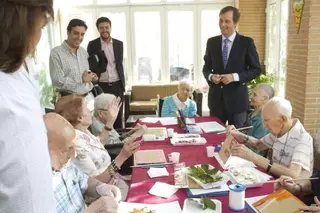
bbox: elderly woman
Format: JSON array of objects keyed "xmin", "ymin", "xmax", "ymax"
[
  {"xmin": 161, "ymin": 80, "xmax": 197, "ymax": 117},
  {"xmin": 92, "ymin": 93, "xmax": 147, "ymax": 145},
  {"xmin": 227, "ymin": 83, "xmax": 274, "ymax": 154},
  {"xmin": 55, "ymin": 95, "xmax": 139, "ymax": 200},
  {"xmin": 229, "ymin": 97, "xmax": 313, "ymax": 178}
]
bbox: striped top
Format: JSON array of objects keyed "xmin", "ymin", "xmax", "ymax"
[{"xmin": 261, "ymin": 119, "xmax": 314, "ymax": 176}]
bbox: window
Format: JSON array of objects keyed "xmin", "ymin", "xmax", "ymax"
[
  {"xmin": 266, "ymin": 0, "xmax": 289, "ymax": 97},
  {"xmin": 168, "ymin": 10, "xmax": 194, "ymax": 82},
  {"xmin": 133, "ymin": 11, "xmax": 161, "ymax": 83}
]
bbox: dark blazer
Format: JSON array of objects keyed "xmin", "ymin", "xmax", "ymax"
[
  {"xmin": 202, "ymin": 33, "xmax": 261, "ymax": 114},
  {"xmin": 87, "ymin": 37, "xmax": 125, "ymax": 92}
]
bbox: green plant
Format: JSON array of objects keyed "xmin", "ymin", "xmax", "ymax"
[
  {"xmin": 38, "ymin": 64, "xmax": 58, "ymax": 108},
  {"xmin": 248, "ymin": 63, "xmax": 274, "ymax": 94}
]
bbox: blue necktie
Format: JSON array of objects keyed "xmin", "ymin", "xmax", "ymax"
[{"xmin": 222, "ymin": 38, "xmax": 229, "ymax": 69}]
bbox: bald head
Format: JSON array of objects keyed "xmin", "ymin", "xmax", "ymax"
[
  {"xmin": 43, "ymin": 113, "xmax": 76, "ymax": 170},
  {"xmin": 44, "ymin": 113, "xmax": 76, "ymax": 149}
]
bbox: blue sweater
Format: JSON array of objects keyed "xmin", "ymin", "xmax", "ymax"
[{"xmin": 161, "ymin": 96, "xmax": 197, "ymax": 117}]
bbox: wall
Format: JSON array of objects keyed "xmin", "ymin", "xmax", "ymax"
[
  {"xmin": 286, "ymin": 0, "xmax": 320, "ymax": 135},
  {"xmin": 237, "ymin": 0, "xmax": 267, "ymax": 63}
]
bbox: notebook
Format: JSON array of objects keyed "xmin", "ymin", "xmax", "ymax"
[
  {"xmin": 134, "ymin": 149, "xmax": 167, "ymax": 166},
  {"xmin": 197, "ymin": 121, "xmax": 226, "ymax": 133},
  {"xmin": 248, "ymin": 189, "xmax": 307, "ymax": 213}
]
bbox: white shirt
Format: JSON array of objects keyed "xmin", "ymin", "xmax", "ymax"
[
  {"xmin": 262, "ymin": 119, "xmax": 314, "ymax": 177},
  {"xmin": 208, "ymin": 31, "xmax": 239, "ymax": 82},
  {"xmin": 0, "ymin": 63, "xmax": 56, "ymax": 212},
  {"xmin": 172, "ymin": 93, "xmax": 189, "ymax": 110}
]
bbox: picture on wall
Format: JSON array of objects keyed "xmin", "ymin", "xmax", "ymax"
[{"xmin": 293, "ymin": 0, "xmax": 305, "ymax": 33}]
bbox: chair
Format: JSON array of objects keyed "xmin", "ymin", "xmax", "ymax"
[{"xmin": 125, "ymin": 84, "xmax": 203, "ymax": 121}]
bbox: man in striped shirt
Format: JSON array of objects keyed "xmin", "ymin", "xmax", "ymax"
[
  {"xmin": 229, "ymin": 97, "xmax": 313, "ymax": 178},
  {"xmin": 45, "ymin": 113, "xmax": 119, "ymax": 213},
  {"xmin": 50, "ymin": 19, "xmax": 98, "ymax": 97}
]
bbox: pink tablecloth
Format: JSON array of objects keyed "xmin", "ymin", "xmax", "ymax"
[{"xmin": 126, "ymin": 117, "xmax": 273, "ymax": 212}]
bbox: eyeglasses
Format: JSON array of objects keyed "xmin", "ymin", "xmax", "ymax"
[{"xmin": 99, "ymin": 109, "xmax": 108, "ymax": 112}]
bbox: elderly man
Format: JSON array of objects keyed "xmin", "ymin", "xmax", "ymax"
[
  {"xmin": 44, "ymin": 113, "xmax": 119, "ymax": 213},
  {"xmin": 92, "ymin": 93, "xmax": 147, "ymax": 145},
  {"xmin": 229, "ymin": 97, "xmax": 313, "ymax": 178}
]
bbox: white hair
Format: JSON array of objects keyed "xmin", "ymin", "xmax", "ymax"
[
  {"xmin": 178, "ymin": 79, "xmax": 195, "ymax": 93},
  {"xmin": 263, "ymin": 97, "xmax": 292, "ymax": 120},
  {"xmin": 94, "ymin": 93, "xmax": 116, "ymax": 116}
]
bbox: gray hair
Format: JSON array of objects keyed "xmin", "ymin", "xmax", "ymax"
[
  {"xmin": 256, "ymin": 83, "xmax": 275, "ymax": 100},
  {"xmin": 178, "ymin": 79, "xmax": 195, "ymax": 93},
  {"xmin": 94, "ymin": 93, "xmax": 116, "ymax": 117},
  {"xmin": 263, "ymin": 97, "xmax": 292, "ymax": 120}
]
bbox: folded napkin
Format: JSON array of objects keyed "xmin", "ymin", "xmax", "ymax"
[
  {"xmin": 149, "ymin": 182, "xmax": 178, "ymax": 198},
  {"xmin": 147, "ymin": 167, "xmax": 169, "ymax": 178}
]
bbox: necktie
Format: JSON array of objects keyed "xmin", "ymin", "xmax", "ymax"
[{"xmin": 222, "ymin": 38, "xmax": 229, "ymax": 69}]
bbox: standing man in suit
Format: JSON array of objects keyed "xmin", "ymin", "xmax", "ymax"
[
  {"xmin": 202, "ymin": 6, "xmax": 261, "ymax": 128},
  {"xmin": 87, "ymin": 17, "xmax": 125, "ymax": 129}
]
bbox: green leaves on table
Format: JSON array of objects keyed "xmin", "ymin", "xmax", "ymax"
[
  {"xmin": 188, "ymin": 163, "xmax": 222, "ymax": 184},
  {"xmin": 189, "ymin": 197, "xmax": 217, "ymax": 211}
]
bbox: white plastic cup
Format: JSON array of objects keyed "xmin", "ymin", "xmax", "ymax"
[
  {"xmin": 167, "ymin": 128, "xmax": 174, "ymax": 137},
  {"xmin": 169, "ymin": 152, "xmax": 180, "ymax": 163},
  {"xmin": 206, "ymin": 146, "xmax": 215, "ymax": 157}
]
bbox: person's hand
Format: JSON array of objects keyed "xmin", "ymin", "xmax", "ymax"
[
  {"xmin": 226, "ymin": 125, "xmax": 236, "ymax": 135},
  {"xmin": 131, "ymin": 124, "xmax": 147, "ymax": 139},
  {"xmin": 274, "ymin": 176, "xmax": 300, "ymax": 194},
  {"xmin": 105, "ymin": 97, "xmax": 122, "ymax": 128},
  {"xmin": 119, "ymin": 139, "xmax": 141, "ymax": 159},
  {"xmin": 96, "ymin": 183, "xmax": 119, "ymax": 198},
  {"xmin": 91, "ymin": 72, "xmax": 99, "ymax": 82},
  {"xmin": 230, "ymin": 143, "xmax": 254, "ymax": 161},
  {"xmin": 299, "ymin": 196, "xmax": 320, "ymax": 213},
  {"xmin": 84, "ymin": 196, "xmax": 118, "ymax": 213},
  {"xmin": 220, "ymin": 74, "xmax": 234, "ymax": 85},
  {"xmin": 210, "ymin": 74, "xmax": 221, "ymax": 84},
  {"xmin": 230, "ymin": 130, "xmax": 248, "ymax": 143},
  {"xmin": 82, "ymin": 71, "xmax": 94, "ymax": 83}
]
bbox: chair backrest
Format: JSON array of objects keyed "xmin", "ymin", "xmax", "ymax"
[
  {"xmin": 131, "ymin": 84, "xmax": 178, "ymax": 101},
  {"xmin": 157, "ymin": 97, "xmax": 165, "ymax": 117}
]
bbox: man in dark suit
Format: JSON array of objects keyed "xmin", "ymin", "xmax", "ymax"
[
  {"xmin": 202, "ymin": 6, "xmax": 261, "ymax": 128},
  {"xmin": 87, "ymin": 17, "xmax": 125, "ymax": 129}
]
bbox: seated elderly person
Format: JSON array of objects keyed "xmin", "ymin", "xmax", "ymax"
[
  {"xmin": 274, "ymin": 172, "xmax": 320, "ymax": 211},
  {"xmin": 227, "ymin": 83, "xmax": 274, "ymax": 155},
  {"xmin": 44, "ymin": 113, "xmax": 119, "ymax": 213},
  {"xmin": 229, "ymin": 97, "xmax": 313, "ymax": 178},
  {"xmin": 161, "ymin": 80, "xmax": 197, "ymax": 117},
  {"xmin": 92, "ymin": 93, "xmax": 147, "ymax": 145},
  {"xmin": 55, "ymin": 95, "xmax": 140, "ymax": 200}
]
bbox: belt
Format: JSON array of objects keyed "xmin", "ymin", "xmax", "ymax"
[
  {"xmin": 100, "ymin": 80, "xmax": 121, "ymax": 86},
  {"xmin": 59, "ymin": 91, "xmax": 89, "ymax": 97}
]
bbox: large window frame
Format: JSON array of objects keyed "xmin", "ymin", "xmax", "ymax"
[
  {"xmin": 57, "ymin": 0, "xmax": 234, "ymax": 88},
  {"xmin": 265, "ymin": 0, "xmax": 289, "ymax": 97}
]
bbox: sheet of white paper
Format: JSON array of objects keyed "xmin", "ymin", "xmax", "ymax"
[
  {"xmin": 159, "ymin": 117, "xmax": 178, "ymax": 125},
  {"xmin": 118, "ymin": 201, "xmax": 182, "ymax": 213},
  {"xmin": 141, "ymin": 117, "xmax": 159, "ymax": 123},
  {"xmin": 189, "ymin": 183, "xmax": 229, "ymax": 196},
  {"xmin": 147, "ymin": 167, "xmax": 169, "ymax": 178},
  {"xmin": 149, "ymin": 182, "xmax": 178, "ymax": 198},
  {"xmin": 186, "ymin": 118, "xmax": 195, "ymax": 124},
  {"xmin": 197, "ymin": 122, "xmax": 226, "ymax": 133},
  {"xmin": 245, "ymin": 195, "xmax": 268, "ymax": 213}
]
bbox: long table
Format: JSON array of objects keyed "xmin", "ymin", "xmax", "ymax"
[{"xmin": 126, "ymin": 117, "xmax": 273, "ymax": 212}]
